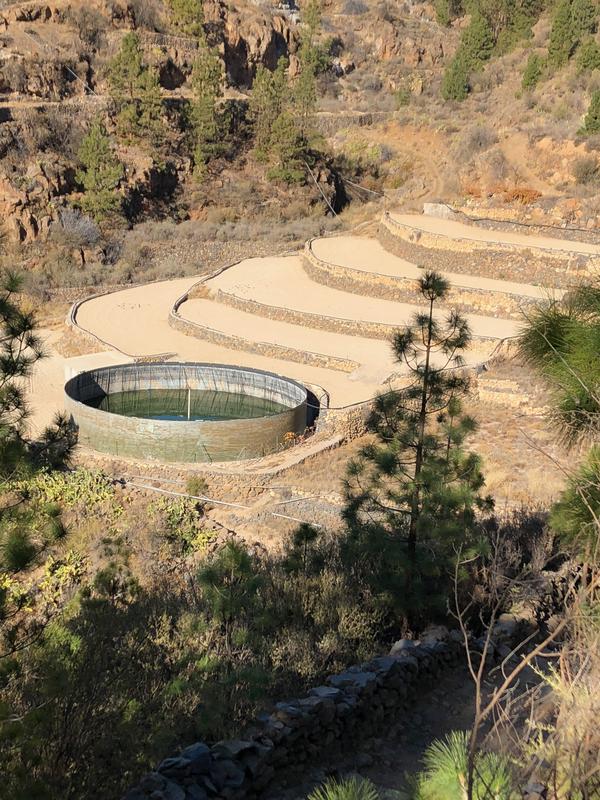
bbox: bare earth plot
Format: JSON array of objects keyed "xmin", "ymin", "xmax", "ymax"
[
  {"xmin": 389, "ymin": 212, "xmax": 600, "ymax": 255},
  {"xmin": 310, "ymin": 236, "xmax": 559, "ymax": 299},
  {"xmin": 203, "ymin": 256, "xmax": 521, "ymax": 341}
]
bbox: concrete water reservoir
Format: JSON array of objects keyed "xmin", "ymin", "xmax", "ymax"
[{"xmin": 64, "ymin": 362, "xmax": 308, "ymax": 463}]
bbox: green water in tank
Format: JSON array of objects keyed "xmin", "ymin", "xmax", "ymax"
[{"xmin": 86, "ymin": 389, "xmax": 289, "ymax": 421}]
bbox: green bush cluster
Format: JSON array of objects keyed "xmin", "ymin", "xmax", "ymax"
[
  {"xmin": 522, "ymin": 52, "xmax": 545, "ymax": 89},
  {"xmin": 582, "ymin": 89, "xmax": 600, "ymax": 134},
  {"xmin": 577, "ymin": 37, "xmax": 600, "ymax": 73},
  {"xmin": 441, "ymin": 0, "xmax": 545, "ymax": 101},
  {"xmin": 548, "ymin": 0, "xmax": 597, "ymax": 68}
]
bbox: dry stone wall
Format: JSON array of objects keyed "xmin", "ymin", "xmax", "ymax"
[
  {"xmin": 303, "ymin": 242, "xmax": 535, "ymax": 322},
  {"xmin": 123, "ymin": 637, "xmax": 466, "ymax": 800},
  {"xmin": 379, "ymin": 214, "xmax": 595, "ymax": 288},
  {"xmin": 168, "ymin": 311, "xmax": 359, "ymax": 373},
  {"xmin": 214, "ymin": 289, "xmax": 399, "ymax": 341},
  {"xmin": 122, "ymin": 564, "xmax": 578, "ymax": 800}
]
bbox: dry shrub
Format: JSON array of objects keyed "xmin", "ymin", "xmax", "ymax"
[
  {"xmin": 572, "ymin": 155, "xmax": 600, "ymax": 184},
  {"xmin": 503, "ymin": 186, "xmax": 542, "ymax": 205},
  {"xmin": 454, "ymin": 124, "xmax": 499, "ymax": 163},
  {"xmin": 463, "ymin": 181, "xmax": 483, "ymax": 198},
  {"xmin": 68, "ymin": 5, "xmax": 108, "ymax": 48}
]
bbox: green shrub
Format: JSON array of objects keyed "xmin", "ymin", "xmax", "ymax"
[
  {"xmin": 2, "ymin": 528, "xmax": 36, "ymax": 572},
  {"xmin": 582, "ymin": 90, "xmax": 600, "ymax": 134},
  {"xmin": 395, "ymin": 87, "xmax": 411, "ymax": 107},
  {"xmin": 434, "ymin": 0, "xmax": 452, "ymax": 26},
  {"xmin": 308, "ymin": 776, "xmax": 380, "ymax": 800},
  {"xmin": 577, "ymin": 38, "xmax": 600, "ymax": 73},
  {"xmin": 522, "ymin": 53, "xmax": 544, "ymax": 89}
]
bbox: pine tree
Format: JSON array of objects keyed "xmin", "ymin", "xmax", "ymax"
[
  {"xmin": 267, "ymin": 111, "xmax": 306, "ymax": 184},
  {"xmin": 440, "ymin": 12, "xmax": 493, "ymax": 102},
  {"xmin": 0, "ymin": 272, "xmax": 44, "ymax": 449},
  {"xmin": 108, "ymin": 32, "xmax": 145, "ymax": 105},
  {"xmin": 582, "ymin": 90, "xmax": 600, "ymax": 134},
  {"xmin": 519, "ymin": 283, "xmax": 600, "ymax": 554},
  {"xmin": 302, "ymin": 0, "xmax": 322, "ymax": 39},
  {"xmin": 548, "ymin": 0, "xmax": 597, "ymax": 67},
  {"xmin": 293, "ymin": 0, "xmax": 322, "ymax": 137},
  {"xmin": 441, "ymin": 56, "xmax": 470, "ymax": 101},
  {"xmin": 548, "ymin": 0, "xmax": 573, "ymax": 66},
  {"xmin": 189, "ymin": 37, "xmax": 223, "ymax": 179},
  {"xmin": 76, "ymin": 118, "xmax": 124, "ymax": 220},
  {"xmin": 571, "ymin": 0, "xmax": 597, "ymax": 48},
  {"xmin": 293, "ymin": 45, "xmax": 318, "ymax": 138},
  {"xmin": 138, "ymin": 66, "xmax": 164, "ymax": 145},
  {"xmin": 108, "ymin": 32, "xmax": 164, "ymax": 141},
  {"xmin": 167, "ymin": 0, "xmax": 204, "ymax": 37},
  {"xmin": 460, "ymin": 12, "xmax": 495, "ymax": 70},
  {"xmin": 522, "ymin": 52, "xmax": 544, "ymax": 88},
  {"xmin": 342, "ymin": 272, "xmax": 491, "ymax": 624},
  {"xmin": 249, "ymin": 58, "xmax": 288, "ymax": 160}
]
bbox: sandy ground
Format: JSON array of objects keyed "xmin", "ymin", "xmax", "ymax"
[
  {"xmin": 31, "ymin": 216, "xmax": 587, "ymax": 448},
  {"xmin": 205, "ymin": 256, "xmax": 521, "ymax": 340},
  {"xmin": 73, "ymin": 275, "xmax": 389, "ymax": 407},
  {"xmin": 310, "ymin": 236, "xmax": 562, "ymax": 299},
  {"xmin": 390, "ymin": 212, "xmax": 600, "ymax": 255},
  {"xmin": 27, "ymin": 332, "xmax": 133, "ymax": 435}
]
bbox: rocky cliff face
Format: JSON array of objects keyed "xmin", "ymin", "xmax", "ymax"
[{"xmin": 0, "ymin": 0, "xmax": 456, "ymax": 243}]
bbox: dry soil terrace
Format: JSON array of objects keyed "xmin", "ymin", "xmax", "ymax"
[
  {"xmin": 201, "ymin": 255, "xmax": 521, "ymax": 341},
  {"xmin": 310, "ymin": 236, "xmax": 561, "ymax": 300},
  {"xmin": 73, "ymin": 277, "xmax": 387, "ymax": 408},
  {"xmin": 389, "ymin": 213, "xmax": 600, "ymax": 255},
  {"xmin": 33, "ymin": 214, "xmax": 580, "ymax": 439}
]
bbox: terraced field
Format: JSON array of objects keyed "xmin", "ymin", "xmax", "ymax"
[
  {"xmin": 25, "ymin": 214, "xmax": 600, "ymax": 482},
  {"xmin": 67, "ymin": 210, "xmax": 592, "ymax": 418}
]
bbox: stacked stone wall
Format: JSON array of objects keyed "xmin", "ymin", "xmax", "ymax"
[
  {"xmin": 379, "ymin": 215, "xmax": 594, "ymax": 288},
  {"xmin": 303, "ymin": 242, "xmax": 536, "ymax": 322},
  {"xmin": 214, "ymin": 289, "xmax": 398, "ymax": 341},
  {"xmin": 123, "ymin": 566, "xmax": 578, "ymax": 800},
  {"xmin": 124, "ymin": 637, "xmax": 466, "ymax": 800},
  {"xmin": 168, "ymin": 312, "xmax": 358, "ymax": 373}
]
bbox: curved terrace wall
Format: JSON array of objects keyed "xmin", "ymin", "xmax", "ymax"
[
  {"xmin": 379, "ymin": 212, "xmax": 596, "ymax": 288},
  {"xmin": 65, "ymin": 363, "xmax": 308, "ymax": 463},
  {"xmin": 303, "ymin": 240, "xmax": 536, "ymax": 320},
  {"xmin": 168, "ymin": 309, "xmax": 358, "ymax": 373}
]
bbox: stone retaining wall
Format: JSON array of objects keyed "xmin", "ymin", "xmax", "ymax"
[
  {"xmin": 123, "ymin": 564, "xmax": 578, "ymax": 800},
  {"xmin": 379, "ymin": 214, "xmax": 595, "ymax": 288},
  {"xmin": 446, "ymin": 206, "xmax": 600, "ymax": 247},
  {"xmin": 303, "ymin": 242, "xmax": 536, "ymax": 322},
  {"xmin": 168, "ymin": 311, "xmax": 359, "ymax": 373},
  {"xmin": 124, "ymin": 637, "xmax": 466, "ymax": 800},
  {"xmin": 214, "ymin": 289, "xmax": 399, "ymax": 341}
]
